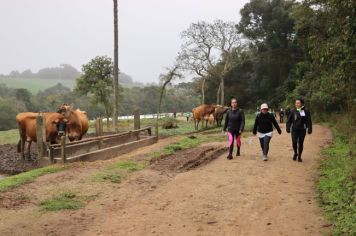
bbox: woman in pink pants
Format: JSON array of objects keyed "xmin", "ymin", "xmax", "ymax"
[{"xmin": 223, "ymin": 98, "xmax": 245, "ymax": 160}]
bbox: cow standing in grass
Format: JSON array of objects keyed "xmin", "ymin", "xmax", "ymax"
[{"xmin": 192, "ymin": 104, "xmax": 216, "ymax": 130}]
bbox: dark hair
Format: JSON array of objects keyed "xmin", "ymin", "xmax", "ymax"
[{"xmin": 296, "ymin": 98, "xmax": 304, "ymax": 105}]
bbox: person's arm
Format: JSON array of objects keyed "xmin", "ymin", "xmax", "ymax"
[
  {"xmin": 223, "ymin": 110, "xmax": 229, "ymax": 132},
  {"xmin": 286, "ymin": 110, "xmax": 293, "ymax": 133},
  {"xmin": 252, "ymin": 115, "xmax": 258, "ymax": 135},
  {"xmin": 271, "ymin": 114, "xmax": 282, "ymax": 134},
  {"xmin": 307, "ymin": 110, "xmax": 312, "ymax": 134},
  {"xmin": 239, "ymin": 109, "xmax": 245, "ymax": 133}
]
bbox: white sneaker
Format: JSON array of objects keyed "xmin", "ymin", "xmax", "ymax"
[{"xmin": 263, "ymin": 155, "xmax": 268, "ymax": 161}]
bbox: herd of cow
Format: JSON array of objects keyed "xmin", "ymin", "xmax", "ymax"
[
  {"xmin": 15, "ymin": 104, "xmax": 89, "ymax": 159},
  {"xmin": 14, "ymin": 103, "xmax": 228, "ymax": 160},
  {"xmin": 192, "ymin": 104, "xmax": 229, "ymax": 130}
]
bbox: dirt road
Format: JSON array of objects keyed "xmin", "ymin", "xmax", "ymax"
[{"xmin": 0, "ymin": 124, "xmax": 332, "ymax": 236}]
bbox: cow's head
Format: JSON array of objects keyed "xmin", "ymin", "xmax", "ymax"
[
  {"xmin": 57, "ymin": 103, "xmax": 74, "ymax": 118},
  {"xmin": 53, "ymin": 118, "xmax": 68, "ymax": 136}
]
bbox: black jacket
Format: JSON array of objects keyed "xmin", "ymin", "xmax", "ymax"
[
  {"xmin": 286, "ymin": 107, "xmax": 312, "ymax": 133},
  {"xmin": 253, "ymin": 112, "xmax": 282, "ymax": 134},
  {"xmin": 223, "ymin": 108, "xmax": 245, "ymax": 133}
]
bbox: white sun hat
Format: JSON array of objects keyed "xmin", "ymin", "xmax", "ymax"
[{"xmin": 260, "ymin": 103, "xmax": 269, "ymax": 109}]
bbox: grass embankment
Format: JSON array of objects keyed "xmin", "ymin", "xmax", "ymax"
[
  {"xmin": 318, "ymin": 118, "xmax": 355, "ymax": 235},
  {"xmin": 0, "ymin": 165, "xmax": 66, "ymax": 192}
]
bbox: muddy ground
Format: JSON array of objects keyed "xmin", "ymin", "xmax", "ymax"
[
  {"xmin": 0, "ymin": 125, "xmax": 333, "ymax": 236},
  {"xmin": 0, "ymin": 132, "xmax": 119, "ymax": 174}
]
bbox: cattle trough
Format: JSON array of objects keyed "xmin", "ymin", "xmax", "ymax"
[{"xmin": 44, "ymin": 127, "xmax": 156, "ymax": 164}]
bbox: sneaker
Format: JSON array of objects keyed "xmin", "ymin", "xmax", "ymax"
[
  {"xmin": 263, "ymin": 155, "xmax": 268, "ymax": 161},
  {"xmin": 293, "ymin": 154, "xmax": 297, "ymax": 161},
  {"xmin": 227, "ymin": 155, "xmax": 233, "ymax": 160}
]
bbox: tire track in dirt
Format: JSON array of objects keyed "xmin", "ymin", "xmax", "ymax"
[{"xmin": 0, "ymin": 125, "xmax": 332, "ymax": 236}]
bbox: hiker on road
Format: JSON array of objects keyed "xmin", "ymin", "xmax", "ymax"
[
  {"xmin": 253, "ymin": 103, "xmax": 282, "ymax": 161},
  {"xmin": 286, "ymin": 98, "xmax": 312, "ymax": 162},
  {"xmin": 223, "ymin": 98, "xmax": 245, "ymax": 160}
]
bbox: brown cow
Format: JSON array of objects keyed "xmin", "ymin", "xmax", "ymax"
[
  {"xmin": 214, "ymin": 105, "xmax": 229, "ymax": 127},
  {"xmin": 192, "ymin": 104, "xmax": 216, "ymax": 130},
  {"xmin": 16, "ymin": 112, "xmax": 68, "ymax": 159},
  {"xmin": 58, "ymin": 104, "xmax": 88, "ymax": 141},
  {"xmin": 75, "ymin": 109, "xmax": 89, "ymax": 138}
]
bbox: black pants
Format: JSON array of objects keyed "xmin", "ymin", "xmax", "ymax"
[
  {"xmin": 280, "ymin": 116, "xmax": 284, "ymax": 123},
  {"xmin": 291, "ymin": 130, "xmax": 306, "ymax": 156},
  {"xmin": 259, "ymin": 135, "xmax": 271, "ymax": 156}
]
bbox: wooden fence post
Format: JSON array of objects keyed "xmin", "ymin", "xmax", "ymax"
[
  {"xmin": 96, "ymin": 117, "xmax": 103, "ymax": 136},
  {"xmin": 36, "ymin": 114, "xmax": 47, "ymax": 158},
  {"xmin": 134, "ymin": 110, "xmax": 140, "ymax": 130},
  {"xmin": 60, "ymin": 136, "xmax": 66, "ymax": 163}
]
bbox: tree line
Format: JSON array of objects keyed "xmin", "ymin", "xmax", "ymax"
[
  {"xmin": 0, "ymin": 80, "xmax": 199, "ymax": 130},
  {"xmin": 162, "ymin": 0, "xmax": 355, "ymax": 115}
]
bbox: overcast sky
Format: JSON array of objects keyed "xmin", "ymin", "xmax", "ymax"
[{"xmin": 0, "ymin": 0, "xmax": 249, "ymax": 83}]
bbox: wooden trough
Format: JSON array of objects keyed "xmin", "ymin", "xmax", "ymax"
[{"xmin": 46, "ymin": 127, "xmax": 157, "ymax": 163}]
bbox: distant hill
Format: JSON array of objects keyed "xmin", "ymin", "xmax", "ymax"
[{"xmin": 0, "ymin": 64, "xmax": 144, "ymax": 93}]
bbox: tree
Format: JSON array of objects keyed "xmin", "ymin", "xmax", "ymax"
[
  {"xmin": 178, "ymin": 21, "xmax": 215, "ymax": 104},
  {"xmin": 75, "ymin": 56, "xmax": 113, "ymax": 127},
  {"xmin": 156, "ymin": 64, "xmax": 182, "ymax": 135},
  {"xmin": 179, "ymin": 20, "xmax": 243, "ymax": 105},
  {"xmin": 237, "ymin": 0, "xmax": 301, "ymax": 106},
  {"xmin": 15, "ymin": 88, "xmax": 33, "ymax": 111},
  {"xmin": 112, "ymin": 0, "xmax": 120, "ymax": 131}
]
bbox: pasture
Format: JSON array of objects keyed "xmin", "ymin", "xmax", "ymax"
[
  {"xmin": 0, "ymin": 77, "xmax": 76, "ymax": 94},
  {"xmin": 0, "ymin": 77, "xmax": 144, "ymax": 94}
]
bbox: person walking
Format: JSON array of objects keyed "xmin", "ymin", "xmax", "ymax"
[
  {"xmin": 253, "ymin": 103, "xmax": 282, "ymax": 161},
  {"xmin": 279, "ymin": 108, "xmax": 285, "ymax": 123},
  {"xmin": 223, "ymin": 98, "xmax": 245, "ymax": 160},
  {"xmin": 286, "ymin": 98, "xmax": 312, "ymax": 162}
]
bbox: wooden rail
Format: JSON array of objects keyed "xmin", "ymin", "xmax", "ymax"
[{"xmin": 48, "ymin": 127, "xmax": 154, "ymax": 163}]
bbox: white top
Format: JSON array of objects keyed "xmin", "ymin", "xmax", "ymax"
[{"xmin": 257, "ymin": 131, "xmax": 273, "ymax": 138}]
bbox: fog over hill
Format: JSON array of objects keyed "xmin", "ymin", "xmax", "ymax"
[{"xmin": 0, "ymin": 64, "xmax": 138, "ymax": 85}]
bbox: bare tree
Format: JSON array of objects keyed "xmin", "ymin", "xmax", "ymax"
[
  {"xmin": 178, "ymin": 22, "xmax": 216, "ymax": 104},
  {"xmin": 178, "ymin": 20, "xmax": 243, "ymax": 105},
  {"xmin": 211, "ymin": 20, "xmax": 243, "ymax": 105},
  {"xmin": 155, "ymin": 64, "xmax": 182, "ymax": 136},
  {"xmin": 112, "ymin": 0, "xmax": 119, "ymax": 131}
]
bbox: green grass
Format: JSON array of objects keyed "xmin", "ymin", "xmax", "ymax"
[
  {"xmin": 0, "ymin": 129, "xmax": 19, "ymax": 144},
  {"xmin": 318, "ymin": 126, "xmax": 356, "ymax": 235},
  {"xmin": 92, "ymin": 160, "xmax": 145, "ymax": 183},
  {"xmin": 0, "ymin": 77, "xmax": 76, "ymax": 94},
  {"xmin": 39, "ymin": 192, "xmax": 84, "ymax": 211},
  {"xmin": 0, "ymin": 165, "xmax": 67, "ymax": 192}
]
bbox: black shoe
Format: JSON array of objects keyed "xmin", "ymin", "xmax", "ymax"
[
  {"xmin": 227, "ymin": 155, "xmax": 233, "ymax": 160},
  {"xmin": 298, "ymin": 155, "xmax": 303, "ymax": 162},
  {"xmin": 236, "ymin": 148, "xmax": 240, "ymax": 156},
  {"xmin": 293, "ymin": 154, "xmax": 297, "ymax": 161}
]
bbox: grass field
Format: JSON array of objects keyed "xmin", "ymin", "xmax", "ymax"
[
  {"xmin": 0, "ymin": 129, "xmax": 20, "ymax": 145},
  {"xmin": 0, "ymin": 77, "xmax": 76, "ymax": 94},
  {"xmin": 0, "ymin": 77, "xmax": 144, "ymax": 94}
]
